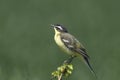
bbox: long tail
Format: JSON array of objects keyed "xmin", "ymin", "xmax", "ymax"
[{"xmin": 83, "ymin": 57, "xmax": 97, "ymax": 79}]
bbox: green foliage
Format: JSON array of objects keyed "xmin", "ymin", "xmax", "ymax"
[
  {"xmin": 51, "ymin": 56, "xmax": 75, "ymax": 80},
  {"xmin": 51, "ymin": 63, "xmax": 73, "ymax": 80}
]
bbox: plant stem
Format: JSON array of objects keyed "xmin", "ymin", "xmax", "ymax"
[{"xmin": 58, "ymin": 74, "xmax": 63, "ymax": 80}]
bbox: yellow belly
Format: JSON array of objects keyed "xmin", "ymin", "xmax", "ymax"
[{"xmin": 54, "ymin": 34, "xmax": 73, "ymax": 55}]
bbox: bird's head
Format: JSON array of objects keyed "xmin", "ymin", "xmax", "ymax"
[{"xmin": 51, "ymin": 24, "xmax": 68, "ymax": 33}]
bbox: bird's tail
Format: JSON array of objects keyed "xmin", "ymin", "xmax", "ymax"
[{"xmin": 83, "ymin": 57, "xmax": 97, "ymax": 79}]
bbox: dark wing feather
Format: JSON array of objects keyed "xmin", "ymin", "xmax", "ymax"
[
  {"xmin": 60, "ymin": 33, "xmax": 89, "ymax": 58},
  {"xmin": 60, "ymin": 33, "xmax": 75, "ymax": 49},
  {"xmin": 76, "ymin": 48, "xmax": 89, "ymax": 58},
  {"xmin": 61, "ymin": 33, "xmax": 96, "ymax": 77}
]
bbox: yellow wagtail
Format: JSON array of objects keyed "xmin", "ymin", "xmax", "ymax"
[{"xmin": 51, "ymin": 24, "xmax": 96, "ymax": 77}]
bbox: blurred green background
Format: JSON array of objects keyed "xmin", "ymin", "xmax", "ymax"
[{"xmin": 0, "ymin": 0, "xmax": 120, "ymax": 80}]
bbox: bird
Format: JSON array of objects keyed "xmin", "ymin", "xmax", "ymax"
[{"xmin": 51, "ymin": 24, "xmax": 96, "ymax": 77}]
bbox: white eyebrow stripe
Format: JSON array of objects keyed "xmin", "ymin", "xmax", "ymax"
[{"xmin": 57, "ymin": 26, "xmax": 63, "ymax": 30}]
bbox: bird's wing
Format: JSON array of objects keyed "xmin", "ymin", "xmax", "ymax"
[{"xmin": 60, "ymin": 33, "xmax": 89, "ymax": 58}]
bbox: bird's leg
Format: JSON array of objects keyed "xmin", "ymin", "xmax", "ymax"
[{"xmin": 63, "ymin": 55, "xmax": 76, "ymax": 64}]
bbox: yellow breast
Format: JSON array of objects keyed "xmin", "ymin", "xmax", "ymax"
[
  {"xmin": 54, "ymin": 33, "xmax": 65, "ymax": 49},
  {"xmin": 54, "ymin": 32, "xmax": 73, "ymax": 55}
]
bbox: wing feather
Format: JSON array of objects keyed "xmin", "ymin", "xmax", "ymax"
[{"xmin": 60, "ymin": 33, "xmax": 89, "ymax": 58}]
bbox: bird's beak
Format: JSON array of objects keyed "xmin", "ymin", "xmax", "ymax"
[{"xmin": 50, "ymin": 24, "xmax": 55, "ymax": 28}]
